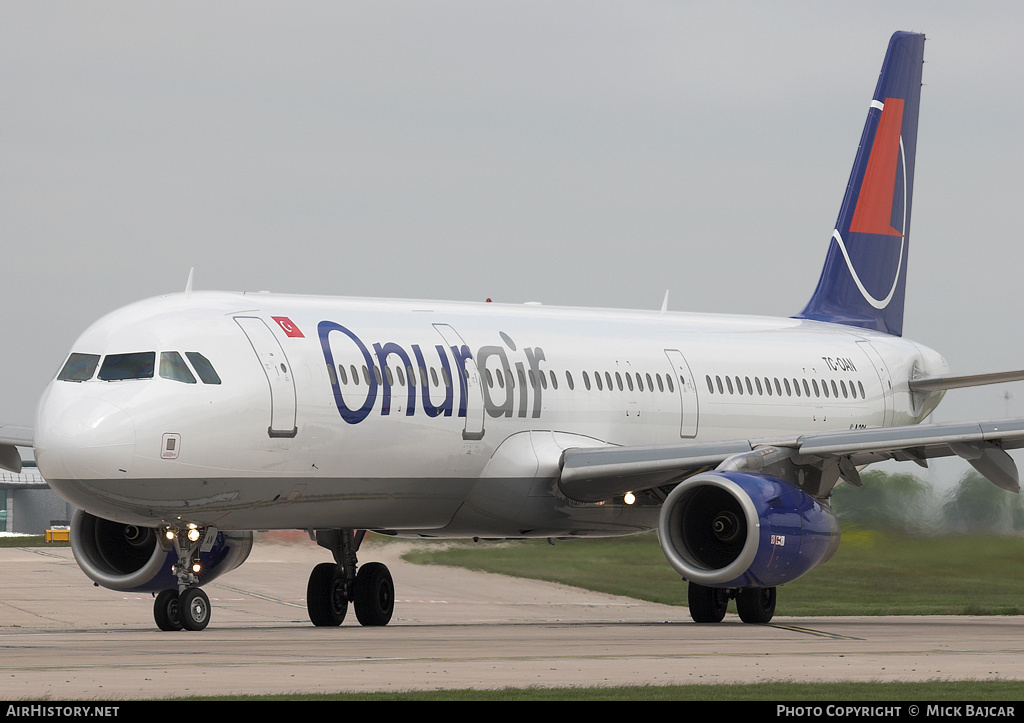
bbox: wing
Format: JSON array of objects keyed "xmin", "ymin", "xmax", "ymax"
[
  {"xmin": 0, "ymin": 424, "xmax": 34, "ymax": 474},
  {"xmin": 558, "ymin": 418, "xmax": 1024, "ymax": 503}
]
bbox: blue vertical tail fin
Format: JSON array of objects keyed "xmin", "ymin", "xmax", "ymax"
[{"xmin": 795, "ymin": 31, "xmax": 925, "ymax": 336}]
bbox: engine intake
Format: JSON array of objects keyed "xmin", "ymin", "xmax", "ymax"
[
  {"xmin": 658, "ymin": 471, "xmax": 840, "ymax": 588},
  {"xmin": 70, "ymin": 509, "xmax": 253, "ymax": 592}
]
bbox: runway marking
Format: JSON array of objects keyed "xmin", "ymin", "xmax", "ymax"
[
  {"xmin": 213, "ymin": 584, "xmax": 307, "ymax": 609},
  {"xmin": 14, "ymin": 547, "xmax": 69, "ymax": 560},
  {"xmin": 770, "ymin": 624, "xmax": 863, "ymax": 640}
]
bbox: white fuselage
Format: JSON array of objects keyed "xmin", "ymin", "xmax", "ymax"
[{"xmin": 33, "ymin": 291, "xmax": 947, "ymax": 537}]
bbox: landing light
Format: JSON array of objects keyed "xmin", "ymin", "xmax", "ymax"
[
  {"xmin": 164, "ymin": 530, "xmax": 175, "ymax": 541},
  {"xmin": 191, "ymin": 563, "xmax": 202, "ymax": 574},
  {"xmin": 187, "ymin": 527, "xmax": 201, "ymax": 543},
  {"xmin": 624, "ymin": 492, "xmax": 636, "ymax": 505}
]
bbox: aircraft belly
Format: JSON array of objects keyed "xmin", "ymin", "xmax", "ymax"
[
  {"xmin": 48, "ymin": 476, "xmax": 475, "ymax": 530},
  {"xmin": 437, "ymin": 478, "xmax": 660, "ymax": 537}
]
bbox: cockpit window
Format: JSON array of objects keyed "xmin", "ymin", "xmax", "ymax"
[
  {"xmin": 159, "ymin": 352, "xmax": 197, "ymax": 384},
  {"xmin": 186, "ymin": 352, "xmax": 222, "ymax": 385},
  {"xmin": 57, "ymin": 353, "xmax": 100, "ymax": 382},
  {"xmin": 98, "ymin": 352, "xmax": 155, "ymax": 381}
]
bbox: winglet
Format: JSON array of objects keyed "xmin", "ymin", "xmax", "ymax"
[{"xmin": 795, "ymin": 32, "xmax": 926, "ymax": 336}]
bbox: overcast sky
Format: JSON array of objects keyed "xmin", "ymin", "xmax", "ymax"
[{"xmin": 4, "ymin": 2, "xmax": 1024, "ymax": 482}]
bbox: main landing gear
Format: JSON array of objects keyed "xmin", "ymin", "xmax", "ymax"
[
  {"xmin": 306, "ymin": 529, "xmax": 395, "ymax": 627},
  {"xmin": 687, "ymin": 582, "xmax": 777, "ymax": 624},
  {"xmin": 150, "ymin": 526, "xmax": 395, "ymax": 631},
  {"xmin": 153, "ymin": 524, "xmax": 214, "ymax": 631}
]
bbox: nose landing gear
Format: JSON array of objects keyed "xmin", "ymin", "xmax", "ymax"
[
  {"xmin": 152, "ymin": 524, "xmax": 214, "ymax": 632},
  {"xmin": 150, "ymin": 526, "xmax": 396, "ymax": 631}
]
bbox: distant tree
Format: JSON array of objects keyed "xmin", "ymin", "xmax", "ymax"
[
  {"xmin": 940, "ymin": 471, "xmax": 1024, "ymax": 535},
  {"xmin": 830, "ymin": 470, "xmax": 937, "ymax": 535}
]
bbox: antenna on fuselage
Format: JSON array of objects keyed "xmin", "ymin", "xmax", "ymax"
[
  {"xmin": 185, "ymin": 267, "xmax": 195, "ymax": 297},
  {"xmin": 660, "ymin": 290, "xmax": 669, "ymax": 314}
]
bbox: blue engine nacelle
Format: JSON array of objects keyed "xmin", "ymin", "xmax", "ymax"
[
  {"xmin": 69, "ymin": 509, "xmax": 253, "ymax": 592},
  {"xmin": 658, "ymin": 471, "xmax": 840, "ymax": 588}
]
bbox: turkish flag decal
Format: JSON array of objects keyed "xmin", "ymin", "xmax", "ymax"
[{"xmin": 271, "ymin": 316, "xmax": 304, "ymax": 338}]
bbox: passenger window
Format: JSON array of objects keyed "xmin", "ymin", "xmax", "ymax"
[
  {"xmin": 185, "ymin": 352, "xmax": 222, "ymax": 385},
  {"xmin": 327, "ymin": 363, "xmax": 338, "ymax": 386},
  {"xmin": 338, "ymin": 365, "xmax": 348, "ymax": 385},
  {"xmin": 57, "ymin": 353, "xmax": 100, "ymax": 382},
  {"xmin": 566, "ymin": 371, "xmax": 574, "ymax": 390},
  {"xmin": 666, "ymin": 374, "xmax": 674, "ymax": 393},
  {"xmin": 160, "ymin": 352, "xmax": 197, "ymax": 384},
  {"xmin": 99, "ymin": 352, "xmax": 155, "ymax": 381}
]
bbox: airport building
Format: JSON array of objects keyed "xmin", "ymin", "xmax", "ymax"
[{"xmin": 0, "ymin": 464, "xmax": 75, "ymax": 535}]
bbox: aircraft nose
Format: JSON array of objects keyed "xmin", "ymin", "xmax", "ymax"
[{"xmin": 35, "ymin": 393, "xmax": 136, "ymax": 481}]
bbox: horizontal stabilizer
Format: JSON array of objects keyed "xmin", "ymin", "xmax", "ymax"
[
  {"xmin": 0, "ymin": 445, "xmax": 21, "ymax": 474},
  {"xmin": 0, "ymin": 425, "xmax": 33, "ymax": 474},
  {"xmin": 909, "ymin": 369, "xmax": 1024, "ymax": 393}
]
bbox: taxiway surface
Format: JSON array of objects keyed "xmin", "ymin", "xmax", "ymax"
[{"xmin": 1, "ymin": 538, "xmax": 1022, "ymax": 699}]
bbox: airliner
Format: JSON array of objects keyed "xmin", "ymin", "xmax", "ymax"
[{"xmin": 3, "ymin": 31, "xmax": 1024, "ymax": 631}]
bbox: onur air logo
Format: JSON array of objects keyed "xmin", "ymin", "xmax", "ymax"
[
  {"xmin": 318, "ymin": 321, "xmax": 547, "ymax": 425},
  {"xmin": 836, "ymin": 97, "xmax": 908, "ymax": 311}
]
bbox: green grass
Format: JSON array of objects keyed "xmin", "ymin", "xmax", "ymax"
[
  {"xmin": 402, "ymin": 529, "xmax": 1024, "ymax": 616},
  {"xmin": 183, "ymin": 680, "xmax": 1023, "ymax": 700},
  {"xmin": 0, "ymin": 535, "xmax": 68, "ymax": 548}
]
